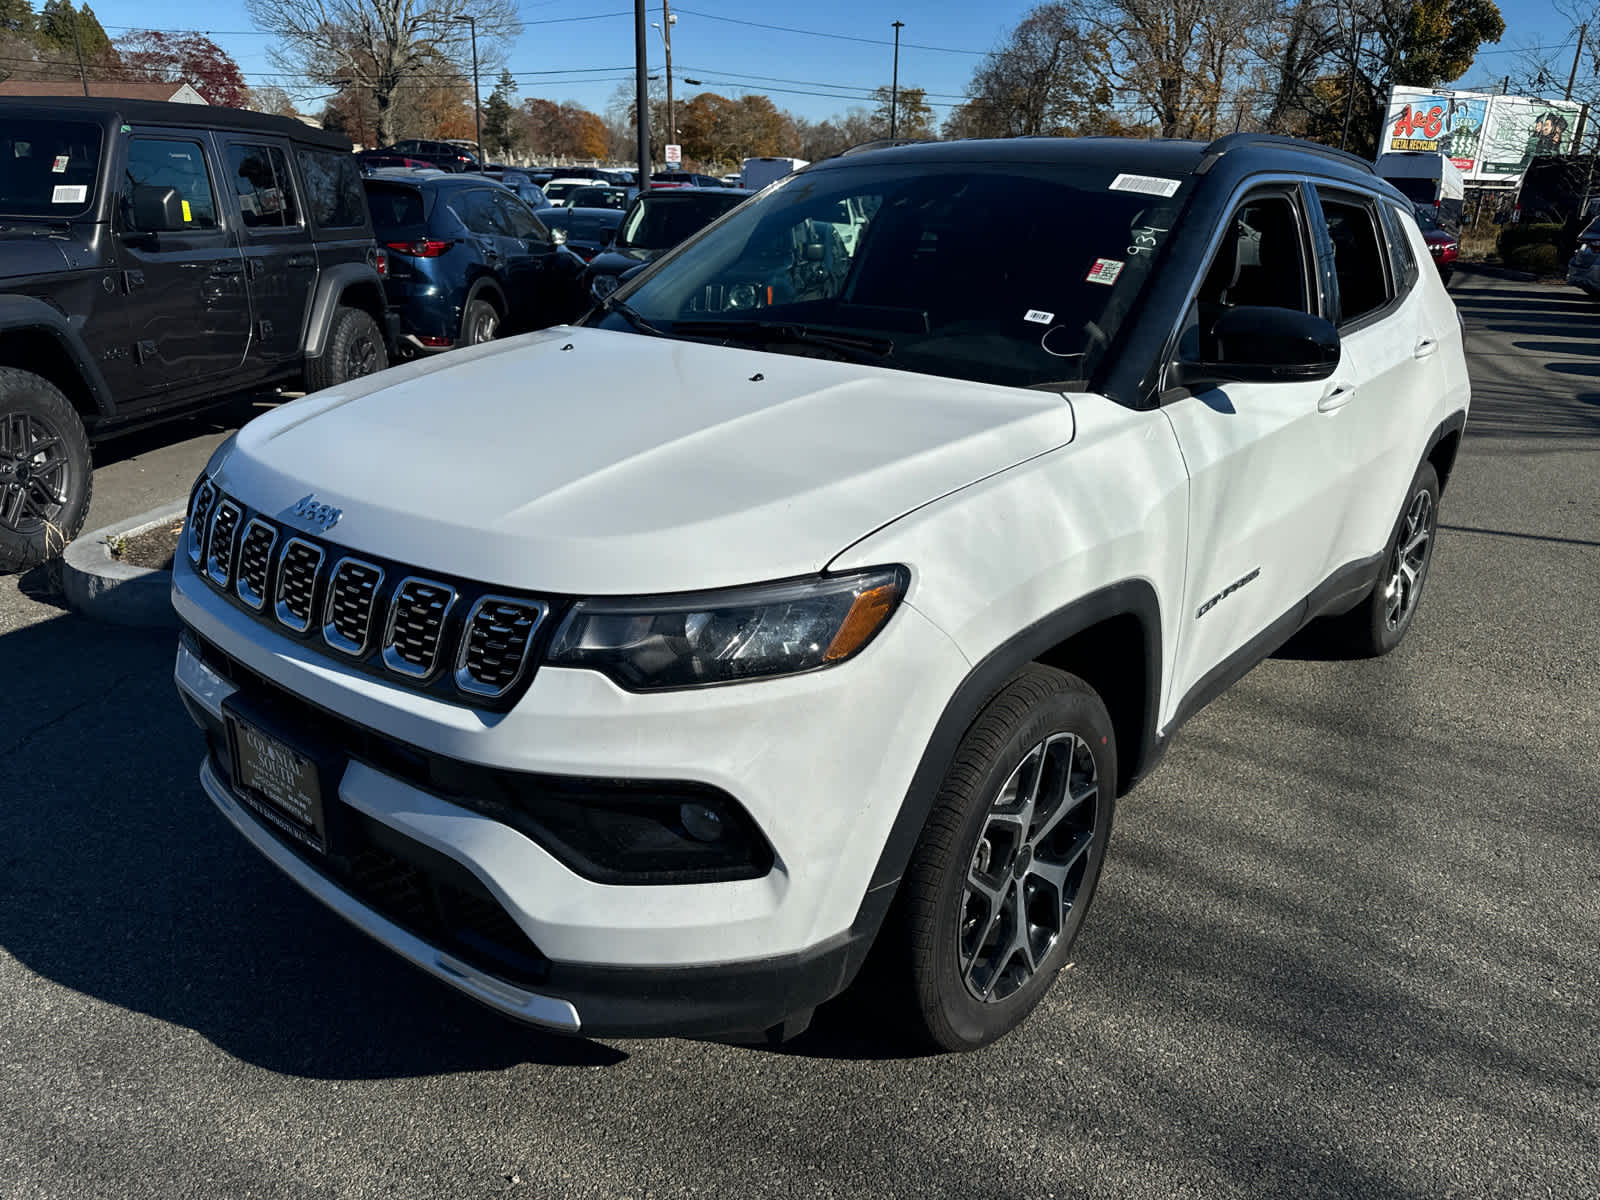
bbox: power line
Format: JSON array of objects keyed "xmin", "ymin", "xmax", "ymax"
[
  {"xmin": 671, "ymin": 9, "xmax": 986, "ymax": 55},
  {"xmin": 92, "ymin": 12, "xmax": 635, "ymax": 36}
]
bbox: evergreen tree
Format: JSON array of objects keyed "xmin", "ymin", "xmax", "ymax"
[
  {"xmin": 482, "ymin": 68, "xmax": 520, "ymax": 158},
  {"xmin": 0, "ymin": 0, "xmax": 36, "ymax": 36}
]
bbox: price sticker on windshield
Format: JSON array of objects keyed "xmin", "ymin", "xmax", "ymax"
[{"xmin": 1086, "ymin": 258, "xmax": 1124, "ymax": 286}]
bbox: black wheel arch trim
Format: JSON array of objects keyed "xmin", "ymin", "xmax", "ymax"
[
  {"xmin": 857, "ymin": 580, "xmax": 1162, "ymax": 921},
  {"xmin": 1423, "ymin": 407, "xmax": 1468, "ymax": 493},
  {"xmin": 303, "ymin": 263, "xmax": 387, "ymax": 359},
  {"xmin": 461, "ymin": 279, "xmax": 508, "ymax": 332},
  {"xmin": 0, "ymin": 295, "xmax": 115, "ymax": 417}
]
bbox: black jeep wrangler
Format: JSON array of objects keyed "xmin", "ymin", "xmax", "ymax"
[{"xmin": 0, "ymin": 97, "xmax": 392, "ymax": 573}]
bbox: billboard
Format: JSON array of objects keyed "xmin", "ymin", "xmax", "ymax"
[{"xmin": 1383, "ymin": 86, "xmax": 1586, "ymax": 184}]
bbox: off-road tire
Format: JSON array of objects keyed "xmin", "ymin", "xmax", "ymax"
[
  {"xmin": 1337, "ymin": 461, "xmax": 1441, "ymax": 657},
  {"xmin": 896, "ymin": 664, "xmax": 1116, "ymax": 1052},
  {"xmin": 0, "ymin": 368, "xmax": 93, "ymax": 574},
  {"xmin": 306, "ymin": 306, "xmax": 388, "ymax": 391}
]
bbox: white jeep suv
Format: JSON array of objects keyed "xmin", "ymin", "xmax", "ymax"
[{"xmin": 172, "ymin": 134, "xmax": 1470, "ymax": 1051}]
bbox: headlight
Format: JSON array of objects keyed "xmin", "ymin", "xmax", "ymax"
[
  {"xmin": 727, "ymin": 283, "xmax": 758, "ymax": 309},
  {"xmin": 591, "ymin": 273, "xmax": 620, "ymax": 299},
  {"xmin": 547, "ymin": 567, "xmax": 907, "ymax": 690}
]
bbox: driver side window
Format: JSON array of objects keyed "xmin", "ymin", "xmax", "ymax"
[{"xmin": 1182, "ymin": 193, "xmax": 1311, "ymax": 362}]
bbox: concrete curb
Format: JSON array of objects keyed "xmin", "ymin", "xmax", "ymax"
[{"xmin": 62, "ymin": 501, "xmax": 186, "ymax": 629}]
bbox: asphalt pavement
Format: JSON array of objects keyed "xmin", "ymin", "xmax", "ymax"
[{"xmin": 1, "ymin": 269, "xmax": 1596, "ymax": 1199}]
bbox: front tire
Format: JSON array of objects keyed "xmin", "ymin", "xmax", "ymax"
[
  {"xmin": 0, "ymin": 368, "xmax": 93, "ymax": 574},
  {"xmin": 898, "ymin": 664, "xmax": 1116, "ymax": 1052},
  {"xmin": 307, "ymin": 306, "xmax": 388, "ymax": 391}
]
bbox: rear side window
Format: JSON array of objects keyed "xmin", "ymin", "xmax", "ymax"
[
  {"xmin": 364, "ymin": 182, "xmax": 426, "ymax": 237},
  {"xmin": 227, "ymin": 143, "xmax": 299, "ymax": 230},
  {"xmin": 296, "ymin": 147, "xmax": 366, "ymax": 229},
  {"xmin": 123, "ymin": 136, "xmax": 219, "ymax": 230},
  {"xmin": 455, "ymin": 189, "xmax": 503, "ymax": 236},
  {"xmin": 1318, "ymin": 191, "xmax": 1392, "ymax": 325},
  {"xmin": 1381, "ymin": 202, "xmax": 1420, "ymax": 291}
]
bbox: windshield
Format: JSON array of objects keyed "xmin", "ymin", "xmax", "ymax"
[
  {"xmin": 544, "ymin": 181, "xmax": 586, "ymax": 204},
  {"xmin": 618, "ymin": 193, "xmax": 748, "ymax": 250},
  {"xmin": 569, "ymin": 186, "xmax": 631, "ymax": 210},
  {"xmin": 0, "ymin": 119, "xmax": 103, "ymax": 218},
  {"xmin": 1411, "ymin": 205, "xmax": 1441, "ymax": 232},
  {"xmin": 598, "ymin": 161, "xmax": 1188, "ymax": 389}
]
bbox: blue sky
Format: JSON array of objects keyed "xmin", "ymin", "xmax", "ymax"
[{"xmin": 76, "ymin": 0, "xmax": 1589, "ymax": 123}]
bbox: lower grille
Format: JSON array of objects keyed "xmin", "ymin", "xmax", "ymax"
[
  {"xmin": 323, "ymin": 558, "xmax": 383, "ymax": 655},
  {"xmin": 456, "ymin": 597, "xmax": 547, "ymax": 698}
]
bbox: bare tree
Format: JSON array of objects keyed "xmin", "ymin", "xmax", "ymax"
[
  {"xmin": 246, "ymin": 0, "xmax": 518, "ymax": 145},
  {"xmin": 945, "ymin": 4, "xmax": 1111, "ymax": 138}
]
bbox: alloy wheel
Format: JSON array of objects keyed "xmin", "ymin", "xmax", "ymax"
[
  {"xmin": 346, "ymin": 334, "xmax": 380, "ymax": 378},
  {"xmin": 959, "ymin": 732, "xmax": 1100, "ymax": 1003},
  {"xmin": 0, "ymin": 410, "xmax": 70, "ymax": 532},
  {"xmin": 1384, "ymin": 489, "xmax": 1434, "ymax": 631},
  {"xmin": 469, "ymin": 309, "xmax": 499, "ymax": 344}
]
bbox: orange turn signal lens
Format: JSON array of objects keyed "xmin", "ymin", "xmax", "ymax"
[{"xmin": 824, "ymin": 583, "xmax": 901, "ymax": 661}]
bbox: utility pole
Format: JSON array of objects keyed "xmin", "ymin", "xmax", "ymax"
[
  {"xmin": 455, "ymin": 14, "xmax": 481, "ymax": 163},
  {"xmin": 889, "ymin": 20, "xmax": 904, "ymax": 139},
  {"xmin": 1339, "ymin": 0, "xmax": 1358, "ymax": 151},
  {"xmin": 70, "ymin": 7, "xmax": 88, "ymax": 97},
  {"xmin": 1502, "ymin": 76, "xmax": 1510, "ymax": 94},
  {"xmin": 1568, "ymin": 24, "xmax": 1587, "ymax": 100},
  {"xmin": 635, "ymin": 0, "xmax": 650, "ymax": 184},
  {"xmin": 663, "ymin": 0, "xmax": 675, "ymax": 148}
]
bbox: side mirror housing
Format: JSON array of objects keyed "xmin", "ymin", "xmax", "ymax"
[
  {"xmin": 128, "ymin": 184, "xmax": 187, "ymax": 233},
  {"xmin": 1185, "ymin": 305, "xmax": 1340, "ymax": 387}
]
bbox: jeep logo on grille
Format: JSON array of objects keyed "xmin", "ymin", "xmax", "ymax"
[{"xmin": 289, "ymin": 494, "xmax": 343, "ymax": 533}]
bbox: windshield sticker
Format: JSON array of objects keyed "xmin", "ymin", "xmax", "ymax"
[
  {"xmin": 51, "ymin": 184, "xmax": 87, "ymax": 204},
  {"xmin": 1086, "ymin": 258, "xmax": 1124, "ymax": 285},
  {"xmin": 1024, "ymin": 309, "xmax": 1055, "ymax": 324},
  {"xmin": 181, "ymin": 199, "xmax": 193, "ymax": 223},
  {"xmin": 52, "ymin": 154, "xmax": 70, "ymax": 173},
  {"xmin": 1110, "ymin": 173, "xmax": 1181, "ymax": 198}
]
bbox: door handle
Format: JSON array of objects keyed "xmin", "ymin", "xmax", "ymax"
[
  {"xmin": 1317, "ymin": 381, "xmax": 1356, "ymax": 412},
  {"xmin": 287, "ymin": 253, "xmax": 315, "ymax": 269},
  {"xmin": 1414, "ymin": 335, "xmax": 1439, "ymax": 359},
  {"xmin": 209, "ymin": 260, "xmax": 244, "ymax": 276}
]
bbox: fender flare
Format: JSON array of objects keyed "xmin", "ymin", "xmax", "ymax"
[
  {"xmin": 303, "ymin": 264, "xmax": 386, "ymax": 359},
  {"xmin": 0, "ymin": 295, "xmax": 115, "ymax": 417},
  {"xmin": 847, "ymin": 580, "xmax": 1164, "ymax": 943}
]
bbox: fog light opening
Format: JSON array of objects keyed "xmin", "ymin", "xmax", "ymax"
[{"xmin": 680, "ymin": 802, "xmax": 726, "ymax": 843}]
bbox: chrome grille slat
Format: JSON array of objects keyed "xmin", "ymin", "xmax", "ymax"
[
  {"xmin": 235, "ymin": 519, "xmax": 278, "ymax": 610},
  {"xmin": 187, "ymin": 481, "xmax": 217, "ymax": 567},
  {"xmin": 456, "ymin": 596, "xmax": 547, "ymax": 698},
  {"xmin": 382, "ymin": 577, "xmax": 457, "ymax": 679},
  {"xmin": 274, "ymin": 537, "xmax": 325, "ymax": 633},
  {"xmin": 204, "ymin": 501, "xmax": 242, "ymax": 588},
  {"xmin": 323, "ymin": 557, "xmax": 384, "ymax": 657}
]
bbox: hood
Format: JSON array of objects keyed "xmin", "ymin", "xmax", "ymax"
[
  {"xmin": 0, "ymin": 233, "xmax": 72, "ymax": 279},
  {"xmin": 217, "ymin": 326, "xmax": 1076, "ymax": 595}
]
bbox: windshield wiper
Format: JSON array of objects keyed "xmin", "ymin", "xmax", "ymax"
[
  {"xmin": 672, "ymin": 320, "xmax": 894, "ymax": 365},
  {"xmin": 597, "ymin": 293, "xmax": 667, "ymax": 337}
]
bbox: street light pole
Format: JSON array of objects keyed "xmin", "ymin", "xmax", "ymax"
[
  {"xmin": 455, "ymin": 14, "xmax": 482, "ymax": 164},
  {"xmin": 635, "ymin": 0, "xmax": 650, "ymax": 184},
  {"xmin": 663, "ymin": 0, "xmax": 675, "ymax": 147},
  {"xmin": 889, "ymin": 20, "xmax": 904, "ymax": 139}
]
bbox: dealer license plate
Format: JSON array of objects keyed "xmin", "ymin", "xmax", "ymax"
[{"xmin": 229, "ymin": 715, "xmax": 327, "ymax": 851}]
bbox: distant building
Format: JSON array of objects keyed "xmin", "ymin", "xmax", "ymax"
[{"xmin": 0, "ymin": 80, "xmax": 209, "ymax": 104}]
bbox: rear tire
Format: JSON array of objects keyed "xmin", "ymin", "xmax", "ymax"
[
  {"xmin": 1336, "ymin": 461, "xmax": 1441, "ymax": 657},
  {"xmin": 306, "ymin": 306, "xmax": 388, "ymax": 391},
  {"xmin": 0, "ymin": 368, "xmax": 93, "ymax": 574},
  {"xmin": 895, "ymin": 664, "xmax": 1116, "ymax": 1052},
  {"xmin": 462, "ymin": 296, "xmax": 502, "ymax": 346}
]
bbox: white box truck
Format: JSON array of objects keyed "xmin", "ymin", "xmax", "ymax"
[
  {"xmin": 1375, "ymin": 152, "xmax": 1465, "ymax": 230},
  {"xmin": 740, "ymin": 156, "xmax": 809, "ymax": 191}
]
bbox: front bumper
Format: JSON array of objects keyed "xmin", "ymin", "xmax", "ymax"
[{"xmin": 171, "ymin": 555, "xmax": 970, "ymax": 1034}]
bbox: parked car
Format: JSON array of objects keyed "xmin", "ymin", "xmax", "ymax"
[
  {"xmin": 585, "ymin": 187, "xmax": 752, "ymax": 297},
  {"xmin": 486, "ymin": 169, "xmax": 548, "ymax": 209},
  {"xmin": 0, "ymin": 96, "xmax": 391, "ymax": 573},
  {"xmin": 535, "ymin": 202, "xmax": 626, "ymax": 262},
  {"xmin": 1566, "ymin": 215, "xmax": 1600, "ymax": 296},
  {"xmin": 355, "ymin": 151, "xmax": 435, "ymax": 174},
  {"xmin": 172, "ymin": 134, "xmax": 1469, "ymax": 1052},
  {"xmin": 563, "ymin": 184, "xmax": 637, "ymax": 211},
  {"xmin": 541, "ymin": 177, "xmax": 608, "ymax": 207},
  {"xmin": 1411, "ymin": 204, "xmax": 1459, "ymax": 283},
  {"xmin": 364, "ymin": 171, "xmax": 587, "ymax": 352},
  {"xmin": 650, "ymin": 170, "xmax": 725, "ymax": 189},
  {"xmin": 381, "ymin": 139, "xmax": 483, "ymax": 172},
  {"xmin": 719, "ymin": 172, "xmax": 742, "ymax": 187}
]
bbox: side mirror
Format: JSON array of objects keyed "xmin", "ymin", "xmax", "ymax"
[
  {"xmin": 803, "ymin": 242, "xmax": 825, "ymax": 262},
  {"xmin": 129, "ymin": 184, "xmax": 187, "ymax": 233},
  {"xmin": 1186, "ymin": 305, "xmax": 1340, "ymax": 387}
]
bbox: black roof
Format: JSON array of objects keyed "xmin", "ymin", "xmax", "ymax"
[
  {"xmin": 810, "ymin": 133, "xmax": 1393, "ymax": 197},
  {"xmin": 0, "ymin": 95, "xmax": 351, "ymax": 151},
  {"xmin": 362, "ymin": 172, "xmax": 499, "ymax": 191}
]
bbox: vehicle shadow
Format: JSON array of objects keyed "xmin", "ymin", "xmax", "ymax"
[
  {"xmin": 0, "ymin": 609, "xmax": 625, "ymax": 1076},
  {"xmin": 87, "ymin": 393, "xmax": 281, "ymax": 470}
]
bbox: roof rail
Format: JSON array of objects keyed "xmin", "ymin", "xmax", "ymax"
[
  {"xmin": 838, "ymin": 137, "xmax": 939, "ymax": 157},
  {"xmin": 1196, "ymin": 133, "xmax": 1376, "ymax": 176}
]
